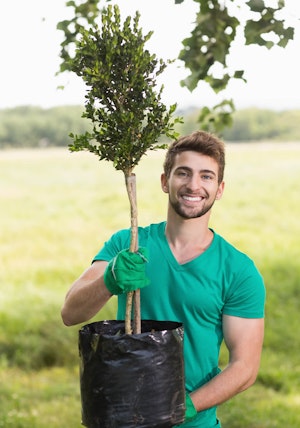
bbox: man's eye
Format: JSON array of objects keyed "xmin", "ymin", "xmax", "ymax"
[
  {"xmin": 202, "ymin": 175, "xmax": 213, "ymax": 180},
  {"xmin": 177, "ymin": 171, "xmax": 188, "ymax": 177}
]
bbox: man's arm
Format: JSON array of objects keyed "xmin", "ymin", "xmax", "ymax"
[
  {"xmin": 190, "ymin": 315, "xmax": 264, "ymax": 412},
  {"xmin": 61, "ymin": 260, "xmax": 112, "ymax": 326}
]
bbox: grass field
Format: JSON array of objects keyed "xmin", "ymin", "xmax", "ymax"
[{"xmin": 1, "ymin": 142, "xmax": 300, "ymax": 427}]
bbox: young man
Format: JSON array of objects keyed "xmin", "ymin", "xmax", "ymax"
[{"xmin": 61, "ymin": 131, "xmax": 265, "ymax": 427}]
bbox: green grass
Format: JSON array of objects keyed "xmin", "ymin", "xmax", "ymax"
[{"xmin": 1, "ymin": 142, "xmax": 300, "ymax": 427}]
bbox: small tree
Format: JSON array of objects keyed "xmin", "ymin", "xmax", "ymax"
[{"xmin": 67, "ymin": 4, "xmax": 182, "ymax": 334}]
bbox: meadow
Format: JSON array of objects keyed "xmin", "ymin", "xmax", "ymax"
[{"xmin": 1, "ymin": 142, "xmax": 300, "ymax": 427}]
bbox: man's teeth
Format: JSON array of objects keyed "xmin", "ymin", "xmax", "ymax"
[{"xmin": 182, "ymin": 195, "xmax": 203, "ymax": 201}]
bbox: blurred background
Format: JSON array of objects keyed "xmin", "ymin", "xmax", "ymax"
[{"xmin": 1, "ymin": 1, "xmax": 300, "ymax": 427}]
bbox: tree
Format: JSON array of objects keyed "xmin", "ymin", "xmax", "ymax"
[
  {"xmin": 64, "ymin": 4, "xmax": 181, "ymax": 334},
  {"xmin": 57, "ymin": 0, "xmax": 295, "ymax": 132}
]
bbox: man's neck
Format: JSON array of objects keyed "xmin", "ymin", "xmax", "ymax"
[{"xmin": 165, "ymin": 211, "xmax": 213, "ymax": 264}]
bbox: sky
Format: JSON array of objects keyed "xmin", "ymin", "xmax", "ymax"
[{"xmin": 1, "ymin": 0, "xmax": 299, "ymax": 111}]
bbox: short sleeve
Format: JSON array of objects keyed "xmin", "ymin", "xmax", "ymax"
[
  {"xmin": 92, "ymin": 229, "xmax": 131, "ymax": 263},
  {"xmin": 223, "ymin": 261, "xmax": 266, "ymax": 318}
]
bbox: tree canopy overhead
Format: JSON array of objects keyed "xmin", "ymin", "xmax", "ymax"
[{"xmin": 57, "ymin": 0, "xmax": 295, "ymax": 132}]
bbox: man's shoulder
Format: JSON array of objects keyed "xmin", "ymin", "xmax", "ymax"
[
  {"xmin": 212, "ymin": 231, "xmax": 254, "ymax": 263},
  {"xmin": 213, "ymin": 231, "xmax": 264, "ymax": 288}
]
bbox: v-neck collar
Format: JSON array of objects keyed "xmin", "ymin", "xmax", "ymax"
[{"xmin": 157, "ymin": 221, "xmax": 216, "ymax": 270}]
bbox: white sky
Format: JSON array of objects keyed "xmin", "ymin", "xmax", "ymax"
[{"xmin": 0, "ymin": 0, "xmax": 299, "ymax": 111}]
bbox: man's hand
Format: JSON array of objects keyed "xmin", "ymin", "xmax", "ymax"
[{"xmin": 104, "ymin": 248, "xmax": 150, "ymax": 295}]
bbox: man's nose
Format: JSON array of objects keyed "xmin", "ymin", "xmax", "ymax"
[{"xmin": 187, "ymin": 174, "xmax": 201, "ymax": 190}]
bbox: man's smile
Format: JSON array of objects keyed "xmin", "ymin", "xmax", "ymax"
[{"xmin": 182, "ymin": 195, "xmax": 205, "ymax": 202}]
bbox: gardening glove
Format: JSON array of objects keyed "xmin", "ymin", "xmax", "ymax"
[
  {"xmin": 184, "ymin": 392, "xmax": 197, "ymax": 424},
  {"xmin": 104, "ymin": 247, "xmax": 150, "ymax": 295}
]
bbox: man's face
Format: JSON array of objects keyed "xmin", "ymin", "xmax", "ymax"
[{"xmin": 161, "ymin": 151, "xmax": 224, "ymax": 219}]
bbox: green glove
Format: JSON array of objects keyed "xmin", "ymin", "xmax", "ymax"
[
  {"xmin": 104, "ymin": 248, "xmax": 150, "ymax": 295},
  {"xmin": 184, "ymin": 393, "xmax": 197, "ymax": 424}
]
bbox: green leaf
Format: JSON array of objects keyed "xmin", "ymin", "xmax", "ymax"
[
  {"xmin": 198, "ymin": 99, "xmax": 235, "ymax": 134},
  {"xmin": 246, "ymin": 0, "xmax": 265, "ymax": 13},
  {"xmin": 233, "ymin": 70, "xmax": 246, "ymax": 81}
]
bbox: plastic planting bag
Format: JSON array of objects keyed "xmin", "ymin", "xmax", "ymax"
[{"xmin": 79, "ymin": 320, "xmax": 185, "ymax": 428}]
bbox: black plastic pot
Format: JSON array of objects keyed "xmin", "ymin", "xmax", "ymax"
[{"xmin": 79, "ymin": 320, "xmax": 185, "ymax": 428}]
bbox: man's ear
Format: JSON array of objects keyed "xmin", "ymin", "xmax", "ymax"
[
  {"xmin": 215, "ymin": 181, "xmax": 225, "ymax": 200},
  {"xmin": 161, "ymin": 173, "xmax": 169, "ymax": 193}
]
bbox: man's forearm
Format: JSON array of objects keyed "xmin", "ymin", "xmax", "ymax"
[
  {"xmin": 191, "ymin": 360, "xmax": 258, "ymax": 412},
  {"xmin": 61, "ymin": 262, "xmax": 112, "ymax": 326}
]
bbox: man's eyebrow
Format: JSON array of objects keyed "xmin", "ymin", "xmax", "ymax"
[
  {"xmin": 175, "ymin": 166, "xmax": 216, "ymax": 176},
  {"xmin": 200, "ymin": 169, "xmax": 216, "ymax": 176},
  {"xmin": 174, "ymin": 166, "xmax": 192, "ymax": 172}
]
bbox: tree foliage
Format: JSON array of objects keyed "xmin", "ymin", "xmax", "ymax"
[
  {"xmin": 176, "ymin": 0, "xmax": 294, "ymax": 131},
  {"xmin": 57, "ymin": 0, "xmax": 295, "ymax": 133},
  {"xmin": 67, "ymin": 5, "xmax": 181, "ymax": 176},
  {"xmin": 57, "ymin": 0, "xmax": 101, "ymax": 75}
]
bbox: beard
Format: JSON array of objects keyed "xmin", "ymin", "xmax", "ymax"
[{"xmin": 169, "ymin": 196, "xmax": 216, "ymax": 219}]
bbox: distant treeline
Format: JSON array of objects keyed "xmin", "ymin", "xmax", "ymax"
[
  {"xmin": 0, "ymin": 105, "xmax": 299, "ymax": 148},
  {"xmin": 0, "ymin": 105, "xmax": 88, "ymax": 149}
]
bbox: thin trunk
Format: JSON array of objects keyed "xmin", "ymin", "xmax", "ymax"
[
  {"xmin": 125, "ymin": 173, "xmax": 141, "ymax": 334},
  {"xmin": 133, "ymin": 288, "xmax": 141, "ymax": 334}
]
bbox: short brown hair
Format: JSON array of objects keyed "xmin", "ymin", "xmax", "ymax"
[{"xmin": 163, "ymin": 131, "xmax": 225, "ymax": 183}]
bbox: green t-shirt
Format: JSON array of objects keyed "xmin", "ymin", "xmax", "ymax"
[{"xmin": 94, "ymin": 222, "xmax": 265, "ymax": 428}]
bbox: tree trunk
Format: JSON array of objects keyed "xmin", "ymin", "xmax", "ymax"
[{"xmin": 125, "ymin": 173, "xmax": 141, "ymax": 334}]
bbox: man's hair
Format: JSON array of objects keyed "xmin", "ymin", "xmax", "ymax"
[{"xmin": 163, "ymin": 131, "xmax": 225, "ymax": 183}]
